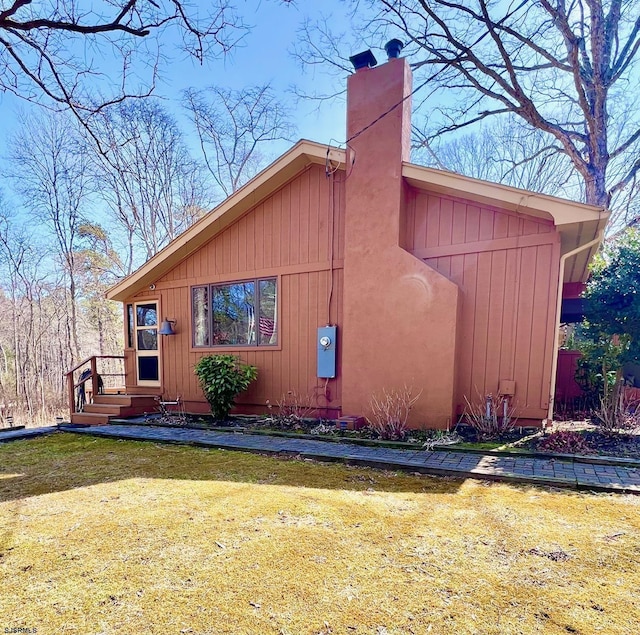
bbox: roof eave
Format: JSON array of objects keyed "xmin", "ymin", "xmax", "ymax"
[
  {"xmin": 402, "ymin": 162, "xmax": 607, "ymax": 226},
  {"xmin": 402, "ymin": 161, "xmax": 609, "ymax": 284}
]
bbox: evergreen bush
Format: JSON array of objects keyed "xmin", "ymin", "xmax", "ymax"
[{"xmin": 194, "ymin": 354, "xmax": 257, "ymax": 421}]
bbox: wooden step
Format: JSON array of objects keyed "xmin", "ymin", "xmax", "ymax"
[
  {"xmin": 93, "ymin": 394, "xmax": 158, "ymax": 408},
  {"xmin": 83, "ymin": 403, "xmax": 123, "ymax": 415},
  {"xmin": 71, "ymin": 412, "xmax": 110, "ymax": 425},
  {"xmin": 72, "ymin": 394, "xmax": 160, "ymax": 424}
]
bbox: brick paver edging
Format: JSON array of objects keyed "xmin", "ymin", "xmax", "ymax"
[
  {"xmin": 110, "ymin": 418, "xmax": 640, "ymax": 468},
  {"xmin": 57, "ymin": 424, "xmax": 640, "ymax": 495}
]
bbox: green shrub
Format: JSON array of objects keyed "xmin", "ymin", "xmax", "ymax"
[
  {"xmin": 194, "ymin": 355, "xmax": 258, "ymax": 421},
  {"xmin": 537, "ymin": 431, "xmax": 593, "ymax": 455}
]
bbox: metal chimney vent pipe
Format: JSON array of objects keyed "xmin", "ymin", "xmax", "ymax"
[
  {"xmin": 349, "ymin": 49, "xmax": 378, "ymax": 71},
  {"xmin": 384, "ymin": 39, "xmax": 404, "ymax": 59}
]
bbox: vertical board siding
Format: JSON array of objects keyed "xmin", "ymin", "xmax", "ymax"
[
  {"xmin": 129, "ymin": 164, "xmax": 344, "ymax": 416},
  {"xmin": 407, "ymin": 188, "xmax": 560, "ymax": 419}
]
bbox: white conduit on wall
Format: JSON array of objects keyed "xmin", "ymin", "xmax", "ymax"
[{"xmin": 547, "ymin": 230, "xmax": 605, "ymax": 423}]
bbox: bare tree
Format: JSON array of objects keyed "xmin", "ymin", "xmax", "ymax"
[
  {"xmin": 416, "ymin": 115, "xmax": 580, "ymax": 197},
  {"xmin": 299, "ymin": 1, "xmax": 640, "ymax": 211},
  {"xmin": 0, "ymin": 200, "xmax": 52, "ymax": 416},
  {"xmin": 8, "ymin": 111, "xmax": 90, "ymax": 364},
  {"xmin": 0, "ymin": 0, "xmax": 246, "ymax": 120},
  {"xmin": 184, "ymin": 84, "xmax": 296, "ymax": 198},
  {"xmin": 92, "ymin": 99, "xmax": 209, "ymax": 268}
]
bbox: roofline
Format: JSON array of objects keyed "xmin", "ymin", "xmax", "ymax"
[
  {"xmin": 402, "ymin": 162, "xmax": 608, "ymax": 226},
  {"xmin": 107, "ymin": 143, "xmax": 609, "ymax": 301},
  {"xmin": 107, "ymin": 140, "xmax": 346, "ymax": 301}
]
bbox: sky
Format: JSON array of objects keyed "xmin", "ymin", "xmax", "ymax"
[
  {"xmin": 151, "ymin": 0, "xmax": 351, "ymax": 153},
  {"xmin": 0, "ymin": 0, "xmax": 385, "ymax": 275},
  {"xmin": 0, "ymin": 0, "xmax": 363, "ymax": 172}
]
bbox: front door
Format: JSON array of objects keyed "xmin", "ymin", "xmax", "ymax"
[{"xmin": 134, "ymin": 301, "xmax": 161, "ymax": 387}]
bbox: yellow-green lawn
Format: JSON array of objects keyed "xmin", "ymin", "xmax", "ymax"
[{"xmin": 1, "ymin": 433, "xmax": 638, "ymax": 634}]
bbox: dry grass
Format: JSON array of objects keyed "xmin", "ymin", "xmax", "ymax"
[{"xmin": 1, "ymin": 434, "xmax": 639, "ymax": 635}]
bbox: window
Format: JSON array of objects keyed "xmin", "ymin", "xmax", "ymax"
[
  {"xmin": 192, "ymin": 277, "xmax": 277, "ymax": 347},
  {"xmin": 126, "ymin": 304, "xmax": 134, "ymax": 348}
]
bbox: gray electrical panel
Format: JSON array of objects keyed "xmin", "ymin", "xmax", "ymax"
[{"xmin": 317, "ymin": 326, "xmax": 337, "ymax": 378}]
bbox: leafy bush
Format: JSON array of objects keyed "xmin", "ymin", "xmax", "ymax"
[
  {"xmin": 367, "ymin": 386, "xmax": 421, "ymax": 441},
  {"xmin": 194, "ymin": 355, "xmax": 257, "ymax": 421},
  {"xmin": 578, "ymin": 228, "xmax": 640, "ymax": 409},
  {"xmin": 583, "ymin": 228, "xmax": 640, "ymax": 356},
  {"xmin": 574, "ymin": 324, "xmax": 625, "ymax": 409},
  {"xmin": 537, "ymin": 430, "xmax": 593, "ymax": 455},
  {"xmin": 462, "ymin": 393, "xmax": 517, "ymax": 441}
]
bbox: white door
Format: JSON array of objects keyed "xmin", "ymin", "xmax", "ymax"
[{"xmin": 134, "ymin": 301, "xmax": 161, "ymax": 387}]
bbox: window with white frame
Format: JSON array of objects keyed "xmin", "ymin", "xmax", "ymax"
[{"xmin": 192, "ymin": 278, "xmax": 277, "ymax": 347}]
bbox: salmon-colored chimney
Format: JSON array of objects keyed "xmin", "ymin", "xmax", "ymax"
[
  {"xmin": 340, "ymin": 43, "xmax": 460, "ymax": 429},
  {"xmin": 346, "ymin": 47, "xmax": 412, "ymax": 173}
]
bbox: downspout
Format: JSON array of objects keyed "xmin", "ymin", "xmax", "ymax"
[{"xmin": 547, "ymin": 230, "xmax": 605, "ymax": 423}]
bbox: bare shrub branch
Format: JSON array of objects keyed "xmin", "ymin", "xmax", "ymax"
[{"xmin": 367, "ymin": 386, "xmax": 421, "ymax": 440}]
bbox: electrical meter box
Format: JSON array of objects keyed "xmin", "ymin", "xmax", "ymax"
[{"xmin": 317, "ymin": 326, "xmax": 337, "ymax": 378}]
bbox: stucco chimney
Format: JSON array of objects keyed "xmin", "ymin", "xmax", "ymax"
[
  {"xmin": 346, "ymin": 45, "xmax": 412, "ymax": 170},
  {"xmin": 341, "ymin": 44, "xmax": 460, "ymax": 428}
]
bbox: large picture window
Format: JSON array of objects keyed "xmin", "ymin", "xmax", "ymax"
[{"xmin": 192, "ymin": 278, "xmax": 278, "ymax": 347}]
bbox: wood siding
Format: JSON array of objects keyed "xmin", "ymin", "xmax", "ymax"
[
  {"xmin": 404, "ymin": 189, "xmax": 561, "ymax": 420},
  {"xmin": 555, "ymin": 350, "xmax": 584, "ymax": 404},
  {"xmin": 126, "ymin": 164, "xmax": 345, "ymax": 415}
]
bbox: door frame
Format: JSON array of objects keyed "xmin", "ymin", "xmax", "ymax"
[{"xmin": 133, "ymin": 299, "xmax": 162, "ymax": 388}]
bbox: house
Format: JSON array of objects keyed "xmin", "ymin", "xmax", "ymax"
[{"xmin": 75, "ymin": 42, "xmax": 608, "ymax": 428}]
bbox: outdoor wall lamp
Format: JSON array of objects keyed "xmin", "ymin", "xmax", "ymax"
[{"xmin": 159, "ymin": 318, "xmax": 177, "ymax": 336}]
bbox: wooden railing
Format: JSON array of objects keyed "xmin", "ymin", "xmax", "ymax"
[{"xmin": 65, "ymin": 355, "xmax": 126, "ymax": 418}]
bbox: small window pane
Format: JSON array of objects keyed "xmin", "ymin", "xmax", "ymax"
[
  {"xmin": 192, "ymin": 287, "xmax": 209, "ymax": 347},
  {"xmin": 127, "ymin": 304, "xmax": 134, "ymax": 348},
  {"xmin": 138, "ymin": 357, "xmax": 159, "ymax": 382},
  {"xmin": 258, "ymin": 278, "xmax": 277, "ymax": 346},
  {"xmin": 212, "ymin": 282, "xmax": 255, "ymax": 345},
  {"xmin": 136, "ymin": 304, "xmax": 157, "ymax": 327},
  {"xmin": 137, "ymin": 329, "xmax": 158, "ymax": 351}
]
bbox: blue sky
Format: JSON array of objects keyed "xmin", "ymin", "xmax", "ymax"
[
  {"xmin": 154, "ymin": 1, "xmax": 351, "ymax": 150},
  {"xmin": 0, "ymin": 1, "xmax": 359, "ymax": 170}
]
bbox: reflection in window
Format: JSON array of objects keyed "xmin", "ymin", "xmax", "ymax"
[
  {"xmin": 127, "ymin": 304, "xmax": 134, "ymax": 348},
  {"xmin": 213, "ymin": 282, "xmax": 255, "ymax": 345},
  {"xmin": 137, "ymin": 329, "xmax": 158, "ymax": 351},
  {"xmin": 192, "ymin": 278, "xmax": 277, "ymax": 347},
  {"xmin": 136, "ymin": 303, "xmax": 158, "ymax": 327},
  {"xmin": 258, "ymin": 279, "xmax": 277, "ymax": 346},
  {"xmin": 192, "ymin": 287, "xmax": 209, "ymax": 347}
]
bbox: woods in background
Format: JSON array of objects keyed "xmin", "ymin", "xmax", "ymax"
[{"xmin": 0, "ymin": 90, "xmax": 294, "ymax": 425}]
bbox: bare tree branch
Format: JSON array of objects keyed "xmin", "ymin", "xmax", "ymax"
[
  {"xmin": 0, "ymin": 0, "xmax": 247, "ymax": 118},
  {"xmin": 183, "ymin": 84, "xmax": 297, "ymax": 198},
  {"xmin": 297, "ymin": 1, "xmax": 640, "ymax": 212},
  {"xmin": 89, "ymin": 99, "xmax": 209, "ymax": 269}
]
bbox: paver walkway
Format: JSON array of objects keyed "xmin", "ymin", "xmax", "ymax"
[
  {"xmin": 51, "ymin": 423, "xmax": 640, "ymax": 494},
  {"xmin": 0, "ymin": 426, "xmax": 57, "ymax": 442}
]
